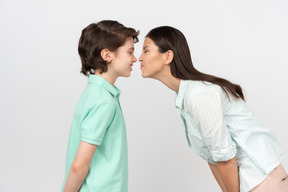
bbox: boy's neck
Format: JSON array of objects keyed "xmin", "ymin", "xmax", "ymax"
[{"xmin": 94, "ymin": 71, "xmax": 117, "ymax": 86}]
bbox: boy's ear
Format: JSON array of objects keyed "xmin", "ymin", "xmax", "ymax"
[
  {"xmin": 101, "ymin": 49, "xmax": 113, "ymax": 63},
  {"xmin": 164, "ymin": 50, "xmax": 174, "ymax": 65}
]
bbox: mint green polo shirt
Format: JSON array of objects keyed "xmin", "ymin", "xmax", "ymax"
[{"xmin": 62, "ymin": 75, "xmax": 128, "ymax": 192}]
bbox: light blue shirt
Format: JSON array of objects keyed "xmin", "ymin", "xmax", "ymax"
[{"xmin": 175, "ymin": 80, "xmax": 284, "ymax": 192}]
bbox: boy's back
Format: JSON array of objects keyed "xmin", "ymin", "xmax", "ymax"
[{"xmin": 62, "ymin": 75, "xmax": 128, "ymax": 191}]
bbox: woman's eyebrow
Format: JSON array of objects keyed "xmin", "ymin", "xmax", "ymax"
[{"xmin": 143, "ymin": 46, "xmax": 148, "ymax": 50}]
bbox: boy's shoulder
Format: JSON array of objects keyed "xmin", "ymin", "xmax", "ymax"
[{"xmin": 78, "ymin": 84, "xmax": 116, "ymax": 109}]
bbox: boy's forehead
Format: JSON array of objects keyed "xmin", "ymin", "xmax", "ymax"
[{"xmin": 124, "ymin": 37, "xmax": 134, "ymax": 47}]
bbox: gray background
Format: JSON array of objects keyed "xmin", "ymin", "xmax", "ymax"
[{"xmin": 0, "ymin": 0, "xmax": 287, "ymax": 191}]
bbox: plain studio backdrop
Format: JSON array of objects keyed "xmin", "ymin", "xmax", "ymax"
[{"xmin": 0, "ymin": 0, "xmax": 287, "ymax": 191}]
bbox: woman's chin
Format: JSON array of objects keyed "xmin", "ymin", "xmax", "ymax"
[{"xmin": 141, "ymin": 72, "xmax": 148, "ymax": 78}]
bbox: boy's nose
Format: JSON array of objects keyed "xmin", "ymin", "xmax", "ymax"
[{"xmin": 138, "ymin": 55, "xmax": 142, "ymax": 62}]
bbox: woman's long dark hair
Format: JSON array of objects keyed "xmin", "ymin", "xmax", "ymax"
[{"xmin": 146, "ymin": 26, "xmax": 245, "ymax": 100}]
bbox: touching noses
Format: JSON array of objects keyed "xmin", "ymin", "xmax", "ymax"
[{"xmin": 138, "ymin": 54, "xmax": 143, "ymax": 62}]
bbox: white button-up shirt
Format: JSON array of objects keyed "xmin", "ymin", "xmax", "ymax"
[{"xmin": 175, "ymin": 80, "xmax": 284, "ymax": 192}]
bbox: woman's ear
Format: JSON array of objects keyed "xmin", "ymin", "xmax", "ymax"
[
  {"xmin": 100, "ymin": 49, "xmax": 113, "ymax": 63},
  {"xmin": 164, "ymin": 50, "xmax": 174, "ymax": 65}
]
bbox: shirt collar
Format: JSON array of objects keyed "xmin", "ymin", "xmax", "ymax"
[
  {"xmin": 88, "ymin": 74, "xmax": 121, "ymax": 97},
  {"xmin": 175, "ymin": 80, "xmax": 187, "ymax": 110}
]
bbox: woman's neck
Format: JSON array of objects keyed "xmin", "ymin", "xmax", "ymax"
[{"xmin": 153, "ymin": 67, "xmax": 181, "ymax": 93}]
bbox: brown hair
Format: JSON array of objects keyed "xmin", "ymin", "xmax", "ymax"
[
  {"xmin": 78, "ymin": 20, "xmax": 139, "ymax": 76},
  {"xmin": 146, "ymin": 26, "xmax": 245, "ymax": 100}
]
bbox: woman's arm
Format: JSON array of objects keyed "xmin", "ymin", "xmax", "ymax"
[
  {"xmin": 217, "ymin": 156, "xmax": 239, "ymax": 192},
  {"xmin": 208, "ymin": 162, "xmax": 227, "ymax": 192},
  {"xmin": 208, "ymin": 156, "xmax": 239, "ymax": 192},
  {"xmin": 64, "ymin": 141, "xmax": 97, "ymax": 192}
]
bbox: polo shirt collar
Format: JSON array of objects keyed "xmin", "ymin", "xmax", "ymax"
[
  {"xmin": 88, "ymin": 74, "xmax": 121, "ymax": 97},
  {"xmin": 175, "ymin": 80, "xmax": 187, "ymax": 110}
]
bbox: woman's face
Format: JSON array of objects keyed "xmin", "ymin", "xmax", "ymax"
[{"xmin": 138, "ymin": 37, "xmax": 167, "ymax": 78}]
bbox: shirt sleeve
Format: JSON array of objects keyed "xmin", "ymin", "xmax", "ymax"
[
  {"xmin": 186, "ymin": 89, "xmax": 237, "ymax": 162},
  {"xmin": 80, "ymin": 101, "xmax": 115, "ymax": 145}
]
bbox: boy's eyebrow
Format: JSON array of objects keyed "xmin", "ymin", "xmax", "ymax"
[{"xmin": 129, "ymin": 47, "xmax": 134, "ymax": 51}]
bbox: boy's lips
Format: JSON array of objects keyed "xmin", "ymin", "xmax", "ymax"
[{"xmin": 129, "ymin": 64, "xmax": 133, "ymax": 71}]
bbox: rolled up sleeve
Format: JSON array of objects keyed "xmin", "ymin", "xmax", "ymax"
[{"xmin": 186, "ymin": 90, "xmax": 237, "ymax": 162}]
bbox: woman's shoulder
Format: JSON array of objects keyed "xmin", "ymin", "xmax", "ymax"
[
  {"xmin": 184, "ymin": 80, "xmax": 222, "ymax": 95},
  {"xmin": 183, "ymin": 80, "xmax": 244, "ymax": 106}
]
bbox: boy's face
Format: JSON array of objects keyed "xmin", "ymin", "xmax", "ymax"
[{"xmin": 108, "ymin": 37, "xmax": 137, "ymax": 78}]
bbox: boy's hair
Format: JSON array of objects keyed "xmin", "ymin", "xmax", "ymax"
[{"xmin": 78, "ymin": 20, "xmax": 139, "ymax": 76}]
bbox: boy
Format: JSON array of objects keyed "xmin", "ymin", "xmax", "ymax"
[{"xmin": 62, "ymin": 20, "xmax": 139, "ymax": 192}]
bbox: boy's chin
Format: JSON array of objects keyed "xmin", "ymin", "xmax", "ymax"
[{"xmin": 120, "ymin": 73, "xmax": 131, "ymax": 78}]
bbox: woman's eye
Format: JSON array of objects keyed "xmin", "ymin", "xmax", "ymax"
[{"xmin": 144, "ymin": 50, "xmax": 148, "ymax": 53}]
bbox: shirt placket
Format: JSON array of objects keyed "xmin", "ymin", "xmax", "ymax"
[{"xmin": 116, "ymin": 94, "xmax": 123, "ymax": 114}]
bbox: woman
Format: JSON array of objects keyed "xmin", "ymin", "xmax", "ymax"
[{"xmin": 138, "ymin": 26, "xmax": 288, "ymax": 192}]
